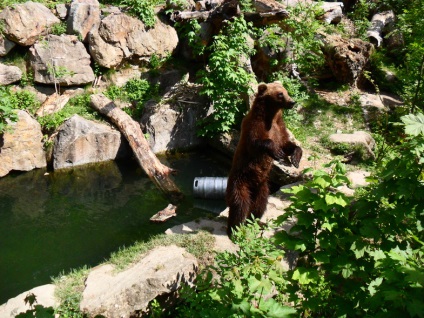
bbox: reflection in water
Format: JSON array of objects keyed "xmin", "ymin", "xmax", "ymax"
[{"xmin": 0, "ymin": 150, "xmax": 229, "ymax": 303}]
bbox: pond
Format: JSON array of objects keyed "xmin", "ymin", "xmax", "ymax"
[{"xmin": 0, "ymin": 149, "xmax": 230, "ymax": 304}]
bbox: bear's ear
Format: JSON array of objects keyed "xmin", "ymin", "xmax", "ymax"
[{"xmin": 257, "ymin": 83, "xmax": 268, "ymax": 96}]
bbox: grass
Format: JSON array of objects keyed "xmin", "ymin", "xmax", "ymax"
[
  {"xmin": 51, "ymin": 230, "xmax": 216, "ymax": 315},
  {"xmin": 109, "ymin": 231, "xmax": 216, "ymax": 271}
]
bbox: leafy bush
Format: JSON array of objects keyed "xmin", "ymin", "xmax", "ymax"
[
  {"xmin": 105, "ymin": 78, "xmax": 157, "ymax": 117},
  {"xmin": 274, "ymin": 113, "xmax": 424, "ymax": 317},
  {"xmin": 197, "ymin": 16, "xmax": 256, "ymax": 137},
  {"xmin": 0, "ymin": 86, "xmax": 40, "ymax": 134},
  {"xmin": 37, "ymin": 93, "xmax": 98, "ymax": 134},
  {"xmin": 174, "ymin": 219, "xmax": 296, "ymax": 318},
  {"xmin": 121, "ymin": 0, "xmax": 157, "ymax": 28}
]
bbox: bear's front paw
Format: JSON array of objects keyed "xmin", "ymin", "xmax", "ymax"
[
  {"xmin": 273, "ymin": 148, "xmax": 287, "ymax": 161},
  {"xmin": 290, "ymin": 146, "xmax": 303, "ymax": 168}
]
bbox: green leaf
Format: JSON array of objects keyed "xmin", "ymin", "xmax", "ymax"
[
  {"xmin": 401, "ymin": 113, "xmax": 424, "ymax": 136},
  {"xmin": 368, "ymin": 277, "xmax": 383, "ymax": 296},
  {"xmin": 292, "ymin": 268, "xmax": 319, "ymax": 284},
  {"xmin": 325, "ymin": 193, "xmax": 348, "ymax": 207},
  {"xmin": 314, "ymin": 176, "xmax": 331, "ymax": 189},
  {"xmin": 263, "ymin": 299, "xmax": 297, "ymax": 317}
]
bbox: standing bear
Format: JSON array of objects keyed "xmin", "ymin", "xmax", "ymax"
[{"xmin": 226, "ymin": 81, "xmax": 302, "ymax": 236}]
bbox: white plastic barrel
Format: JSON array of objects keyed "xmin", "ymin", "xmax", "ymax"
[{"xmin": 193, "ymin": 177, "xmax": 228, "ymax": 199}]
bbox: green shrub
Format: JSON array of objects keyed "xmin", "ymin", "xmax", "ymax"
[
  {"xmin": 274, "ymin": 113, "xmax": 424, "ymax": 316},
  {"xmin": 37, "ymin": 93, "xmax": 98, "ymax": 134},
  {"xmin": 197, "ymin": 16, "xmax": 256, "ymax": 137},
  {"xmin": 121, "ymin": 0, "xmax": 158, "ymax": 28},
  {"xmin": 0, "ymin": 86, "xmax": 40, "ymax": 133},
  {"xmin": 174, "ymin": 219, "xmax": 296, "ymax": 318}
]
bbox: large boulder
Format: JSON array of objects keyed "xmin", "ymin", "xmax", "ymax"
[
  {"xmin": 0, "ymin": 63, "xmax": 22, "ymax": 85},
  {"xmin": 29, "ymin": 34, "xmax": 95, "ymax": 86},
  {"xmin": 329, "ymin": 130, "xmax": 376, "ymax": 159},
  {"xmin": 0, "ymin": 110, "xmax": 47, "ymax": 178},
  {"xmin": 322, "ymin": 34, "xmax": 373, "ymax": 86},
  {"xmin": 0, "ymin": 36, "xmax": 15, "ymax": 57},
  {"xmin": 52, "ymin": 115, "xmax": 127, "ymax": 170},
  {"xmin": 80, "ymin": 245, "xmax": 198, "ymax": 318},
  {"xmin": 140, "ymin": 82, "xmax": 209, "ymax": 153},
  {"xmin": 67, "ymin": 0, "xmax": 101, "ymax": 43},
  {"xmin": 88, "ymin": 13, "xmax": 178, "ymax": 68},
  {"xmin": 0, "ymin": 284, "xmax": 57, "ymax": 318},
  {"xmin": 0, "ymin": 2, "xmax": 60, "ymax": 46}
]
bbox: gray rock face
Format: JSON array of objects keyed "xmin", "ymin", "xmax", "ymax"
[
  {"xmin": 0, "ymin": 63, "xmax": 22, "ymax": 85},
  {"xmin": 0, "ymin": 110, "xmax": 47, "ymax": 177},
  {"xmin": 52, "ymin": 115, "xmax": 126, "ymax": 170},
  {"xmin": 56, "ymin": 3, "xmax": 69, "ymax": 19},
  {"xmin": 29, "ymin": 34, "xmax": 95, "ymax": 86},
  {"xmin": 140, "ymin": 82, "xmax": 209, "ymax": 154},
  {"xmin": 329, "ymin": 130, "xmax": 376, "ymax": 158},
  {"xmin": 80, "ymin": 245, "xmax": 198, "ymax": 318},
  {"xmin": 89, "ymin": 13, "xmax": 178, "ymax": 68},
  {"xmin": 0, "ymin": 284, "xmax": 57, "ymax": 318},
  {"xmin": 322, "ymin": 34, "xmax": 373, "ymax": 86},
  {"xmin": 0, "ymin": 36, "xmax": 15, "ymax": 57},
  {"xmin": 67, "ymin": 0, "xmax": 101, "ymax": 43},
  {"xmin": 0, "ymin": 2, "xmax": 60, "ymax": 46}
]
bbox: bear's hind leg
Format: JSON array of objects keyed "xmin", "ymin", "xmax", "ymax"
[
  {"xmin": 250, "ymin": 182, "xmax": 269, "ymax": 220},
  {"xmin": 226, "ymin": 182, "xmax": 252, "ymax": 236}
]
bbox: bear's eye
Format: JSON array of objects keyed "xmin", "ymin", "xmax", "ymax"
[{"xmin": 277, "ymin": 93, "xmax": 284, "ymax": 99}]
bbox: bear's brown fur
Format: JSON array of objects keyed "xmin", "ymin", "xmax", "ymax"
[{"xmin": 226, "ymin": 82, "xmax": 302, "ymax": 236}]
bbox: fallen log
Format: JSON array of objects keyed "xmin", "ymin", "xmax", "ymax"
[
  {"xmin": 367, "ymin": 10, "xmax": 395, "ymax": 47},
  {"xmin": 90, "ymin": 94, "xmax": 183, "ymax": 203},
  {"xmin": 171, "ymin": 0, "xmax": 240, "ymax": 24},
  {"xmin": 195, "ymin": 0, "xmax": 224, "ymax": 11},
  {"xmin": 172, "ymin": 0, "xmax": 342, "ymax": 26}
]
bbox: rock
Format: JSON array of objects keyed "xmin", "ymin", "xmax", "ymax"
[
  {"xmin": 0, "ymin": 2, "xmax": 60, "ymax": 46},
  {"xmin": 0, "ymin": 284, "xmax": 57, "ymax": 318},
  {"xmin": 150, "ymin": 204, "xmax": 177, "ymax": 222},
  {"xmin": 329, "ymin": 130, "xmax": 376, "ymax": 159},
  {"xmin": 52, "ymin": 115, "xmax": 127, "ymax": 170},
  {"xmin": 56, "ymin": 3, "xmax": 69, "ymax": 19},
  {"xmin": 140, "ymin": 82, "xmax": 209, "ymax": 154},
  {"xmin": 322, "ymin": 34, "xmax": 373, "ymax": 86},
  {"xmin": 80, "ymin": 245, "xmax": 198, "ymax": 318},
  {"xmin": 0, "ymin": 36, "xmax": 15, "ymax": 57},
  {"xmin": 89, "ymin": 13, "xmax": 178, "ymax": 68},
  {"xmin": 36, "ymin": 89, "xmax": 84, "ymax": 117},
  {"xmin": 103, "ymin": 66, "xmax": 142, "ymax": 87},
  {"xmin": 347, "ymin": 170, "xmax": 370, "ymax": 188},
  {"xmin": 67, "ymin": 0, "xmax": 101, "ymax": 43},
  {"xmin": 359, "ymin": 92, "xmax": 403, "ymax": 110},
  {"xmin": 0, "ymin": 110, "xmax": 47, "ymax": 178},
  {"xmin": 87, "ymin": 29, "xmax": 125, "ymax": 69},
  {"xmin": 29, "ymin": 34, "xmax": 95, "ymax": 86},
  {"xmin": 166, "ymin": 219, "xmax": 238, "ymax": 253},
  {"xmin": 0, "ymin": 63, "xmax": 22, "ymax": 85}
]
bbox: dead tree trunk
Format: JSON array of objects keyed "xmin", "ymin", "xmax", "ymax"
[
  {"xmin": 367, "ymin": 10, "xmax": 395, "ymax": 47},
  {"xmin": 90, "ymin": 94, "xmax": 183, "ymax": 203}
]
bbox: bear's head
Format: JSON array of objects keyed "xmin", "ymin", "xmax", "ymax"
[{"xmin": 256, "ymin": 82, "xmax": 296, "ymax": 110}]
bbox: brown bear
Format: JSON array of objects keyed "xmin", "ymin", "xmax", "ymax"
[{"xmin": 226, "ymin": 81, "xmax": 302, "ymax": 236}]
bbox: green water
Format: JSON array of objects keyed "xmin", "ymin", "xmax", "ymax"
[{"xmin": 0, "ymin": 150, "xmax": 229, "ymax": 304}]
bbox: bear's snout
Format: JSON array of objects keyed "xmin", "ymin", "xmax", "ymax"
[{"xmin": 286, "ymin": 100, "xmax": 296, "ymax": 109}]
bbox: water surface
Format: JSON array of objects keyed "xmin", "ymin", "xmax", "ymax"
[{"xmin": 0, "ymin": 150, "xmax": 229, "ymax": 303}]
